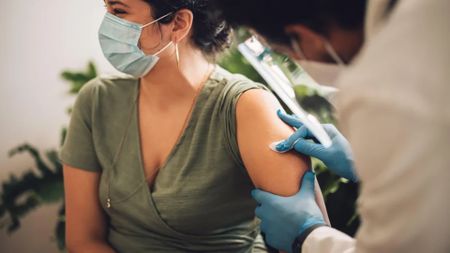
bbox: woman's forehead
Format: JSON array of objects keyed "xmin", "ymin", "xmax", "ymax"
[{"xmin": 105, "ymin": 0, "xmax": 143, "ymax": 8}]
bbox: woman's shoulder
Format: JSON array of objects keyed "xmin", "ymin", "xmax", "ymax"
[
  {"xmin": 78, "ymin": 74, "xmax": 138, "ymax": 100},
  {"xmin": 210, "ymin": 66, "xmax": 270, "ymax": 104},
  {"xmin": 71, "ymin": 74, "xmax": 138, "ymax": 119},
  {"xmin": 212, "ymin": 65, "xmax": 268, "ymax": 90}
]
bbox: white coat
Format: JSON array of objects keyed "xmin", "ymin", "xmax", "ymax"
[{"xmin": 302, "ymin": 0, "xmax": 450, "ymax": 252}]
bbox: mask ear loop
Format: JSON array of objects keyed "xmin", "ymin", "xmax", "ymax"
[
  {"xmin": 290, "ymin": 37, "xmax": 307, "ymax": 60},
  {"xmin": 323, "ymin": 41, "xmax": 345, "ymax": 66},
  {"xmin": 140, "ymin": 12, "xmax": 174, "ymax": 50},
  {"xmin": 141, "ymin": 12, "xmax": 174, "ymax": 28},
  {"xmin": 153, "ymin": 41, "xmax": 174, "ymax": 56},
  {"xmin": 140, "ymin": 23, "xmax": 163, "ymax": 50}
]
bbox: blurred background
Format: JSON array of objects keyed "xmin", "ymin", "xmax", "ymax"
[
  {"xmin": 0, "ymin": 1, "xmax": 358, "ymax": 252},
  {"xmin": 0, "ymin": 1, "xmax": 115, "ymax": 252}
]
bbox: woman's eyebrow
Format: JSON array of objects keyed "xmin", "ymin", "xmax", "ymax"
[{"xmin": 107, "ymin": 0, "xmax": 130, "ymax": 8}]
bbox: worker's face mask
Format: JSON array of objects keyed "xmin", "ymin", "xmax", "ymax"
[
  {"xmin": 98, "ymin": 12, "xmax": 173, "ymax": 78},
  {"xmin": 290, "ymin": 38, "xmax": 345, "ymax": 87}
]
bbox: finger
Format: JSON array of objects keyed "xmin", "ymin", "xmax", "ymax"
[
  {"xmin": 251, "ymin": 189, "xmax": 276, "ymax": 204},
  {"xmin": 323, "ymin": 124, "xmax": 338, "ymax": 138},
  {"xmin": 260, "ymin": 222, "xmax": 267, "ymax": 234},
  {"xmin": 274, "ymin": 127, "xmax": 309, "ymax": 152},
  {"xmin": 255, "ymin": 205, "xmax": 263, "ymax": 219},
  {"xmin": 299, "ymin": 125, "xmax": 323, "ymax": 144},
  {"xmin": 299, "ymin": 171, "xmax": 316, "ymax": 196},
  {"xmin": 277, "ymin": 109, "xmax": 303, "ymax": 128},
  {"xmin": 292, "ymin": 139, "xmax": 326, "ymax": 159},
  {"xmin": 297, "ymin": 126, "xmax": 316, "ymax": 139}
]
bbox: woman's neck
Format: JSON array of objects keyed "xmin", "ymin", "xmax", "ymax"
[{"xmin": 139, "ymin": 46, "xmax": 213, "ymax": 104}]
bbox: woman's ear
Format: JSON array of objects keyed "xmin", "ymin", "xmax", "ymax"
[{"xmin": 171, "ymin": 9, "xmax": 193, "ymax": 43}]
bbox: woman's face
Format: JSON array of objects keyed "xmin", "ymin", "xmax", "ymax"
[{"xmin": 104, "ymin": 0, "xmax": 174, "ymax": 55}]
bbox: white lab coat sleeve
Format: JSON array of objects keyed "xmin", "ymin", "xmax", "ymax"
[
  {"xmin": 339, "ymin": 98, "xmax": 450, "ymax": 253},
  {"xmin": 302, "ymin": 227, "xmax": 355, "ymax": 253},
  {"xmin": 304, "ymin": 96, "xmax": 450, "ymax": 253},
  {"xmin": 334, "ymin": 0, "xmax": 450, "ymax": 251},
  {"xmin": 302, "ymin": 0, "xmax": 450, "ymax": 252}
]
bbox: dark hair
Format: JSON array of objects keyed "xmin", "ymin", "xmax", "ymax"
[
  {"xmin": 212, "ymin": 0, "xmax": 367, "ymax": 46},
  {"xmin": 144, "ymin": 0, "xmax": 232, "ymax": 56}
]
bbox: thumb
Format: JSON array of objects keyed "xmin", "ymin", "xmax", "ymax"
[
  {"xmin": 277, "ymin": 109, "xmax": 304, "ymax": 128},
  {"xmin": 298, "ymin": 171, "xmax": 316, "ymax": 197},
  {"xmin": 292, "ymin": 139, "xmax": 326, "ymax": 159},
  {"xmin": 274, "ymin": 127, "xmax": 309, "ymax": 152},
  {"xmin": 251, "ymin": 189, "xmax": 278, "ymax": 204}
]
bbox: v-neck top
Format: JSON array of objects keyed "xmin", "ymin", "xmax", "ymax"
[{"xmin": 58, "ymin": 66, "xmax": 271, "ymax": 252}]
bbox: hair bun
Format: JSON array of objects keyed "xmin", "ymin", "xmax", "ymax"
[{"xmin": 146, "ymin": 0, "xmax": 232, "ymax": 56}]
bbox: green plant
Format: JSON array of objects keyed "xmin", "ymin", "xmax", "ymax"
[{"xmin": 61, "ymin": 62, "xmax": 98, "ymax": 95}]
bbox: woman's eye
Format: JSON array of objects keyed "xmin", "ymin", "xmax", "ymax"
[{"xmin": 113, "ymin": 8, "xmax": 127, "ymax": 15}]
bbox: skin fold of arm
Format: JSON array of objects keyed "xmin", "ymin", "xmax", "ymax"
[
  {"xmin": 63, "ymin": 165, "xmax": 117, "ymax": 253},
  {"xmin": 236, "ymin": 89, "xmax": 330, "ymax": 224}
]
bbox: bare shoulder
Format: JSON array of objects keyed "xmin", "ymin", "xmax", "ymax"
[{"xmin": 236, "ymin": 88, "xmax": 311, "ymax": 196}]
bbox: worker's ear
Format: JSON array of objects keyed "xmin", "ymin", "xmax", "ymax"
[
  {"xmin": 285, "ymin": 24, "xmax": 325, "ymax": 60},
  {"xmin": 170, "ymin": 9, "xmax": 193, "ymax": 43}
]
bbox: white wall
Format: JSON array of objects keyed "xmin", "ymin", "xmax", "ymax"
[{"xmin": 0, "ymin": 1, "xmax": 117, "ymax": 252}]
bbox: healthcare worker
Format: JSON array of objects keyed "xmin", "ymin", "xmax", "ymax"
[{"xmin": 213, "ymin": 0, "xmax": 450, "ymax": 252}]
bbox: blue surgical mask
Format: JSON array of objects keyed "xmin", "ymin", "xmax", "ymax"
[{"xmin": 98, "ymin": 12, "xmax": 173, "ymax": 78}]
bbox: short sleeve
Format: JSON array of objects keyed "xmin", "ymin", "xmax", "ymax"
[
  {"xmin": 58, "ymin": 79, "xmax": 102, "ymax": 172},
  {"xmin": 219, "ymin": 74, "xmax": 271, "ymax": 170}
]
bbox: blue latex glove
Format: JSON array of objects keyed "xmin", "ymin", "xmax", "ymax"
[
  {"xmin": 252, "ymin": 171, "xmax": 325, "ymax": 253},
  {"xmin": 275, "ymin": 110, "xmax": 359, "ymax": 182}
]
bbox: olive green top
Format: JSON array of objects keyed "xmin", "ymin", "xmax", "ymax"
[{"xmin": 59, "ymin": 66, "xmax": 272, "ymax": 252}]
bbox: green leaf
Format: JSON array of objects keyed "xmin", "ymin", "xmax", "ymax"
[{"xmin": 61, "ymin": 61, "xmax": 98, "ymax": 94}]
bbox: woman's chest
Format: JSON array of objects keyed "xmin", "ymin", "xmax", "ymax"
[
  {"xmin": 92, "ymin": 81, "xmax": 258, "ymax": 236},
  {"xmin": 137, "ymin": 102, "xmax": 194, "ymax": 185},
  {"xmin": 95, "ymin": 106, "xmax": 255, "ymax": 236},
  {"xmin": 97, "ymin": 133, "xmax": 256, "ymax": 237}
]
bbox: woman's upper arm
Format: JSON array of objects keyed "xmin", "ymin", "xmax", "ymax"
[
  {"xmin": 236, "ymin": 89, "xmax": 311, "ymax": 196},
  {"xmin": 63, "ymin": 164, "xmax": 108, "ymax": 247}
]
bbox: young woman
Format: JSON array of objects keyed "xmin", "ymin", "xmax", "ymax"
[{"xmin": 60, "ymin": 0, "xmax": 329, "ymax": 252}]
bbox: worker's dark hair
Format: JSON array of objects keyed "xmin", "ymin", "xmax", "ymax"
[
  {"xmin": 211, "ymin": 0, "xmax": 367, "ymax": 46},
  {"xmin": 144, "ymin": 0, "xmax": 232, "ymax": 56}
]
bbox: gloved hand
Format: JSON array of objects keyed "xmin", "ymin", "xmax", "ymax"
[
  {"xmin": 274, "ymin": 110, "xmax": 359, "ymax": 182},
  {"xmin": 253, "ymin": 171, "xmax": 326, "ymax": 253}
]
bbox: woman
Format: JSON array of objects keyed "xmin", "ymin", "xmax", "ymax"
[{"xmin": 60, "ymin": 0, "xmax": 329, "ymax": 252}]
